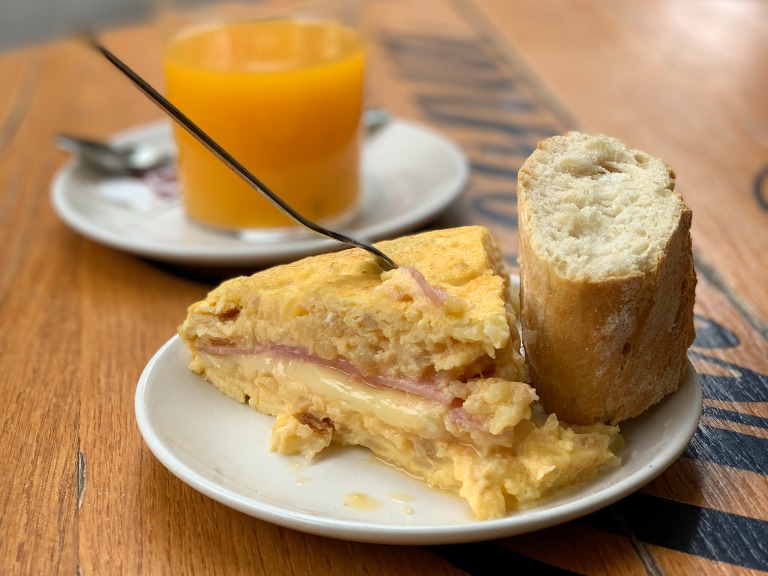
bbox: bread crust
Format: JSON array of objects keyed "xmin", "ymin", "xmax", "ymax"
[{"xmin": 518, "ymin": 133, "xmax": 696, "ymax": 425}]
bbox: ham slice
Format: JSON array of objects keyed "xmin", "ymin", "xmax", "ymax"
[
  {"xmin": 197, "ymin": 342, "xmax": 455, "ymax": 404},
  {"xmin": 196, "ymin": 341, "xmax": 514, "ymax": 437},
  {"xmin": 401, "ymin": 266, "xmax": 451, "ymax": 305}
]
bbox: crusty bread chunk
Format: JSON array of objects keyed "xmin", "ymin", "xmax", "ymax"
[{"xmin": 518, "ymin": 132, "xmax": 696, "ymax": 425}]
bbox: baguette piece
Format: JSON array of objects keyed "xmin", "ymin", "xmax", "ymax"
[{"xmin": 517, "ymin": 132, "xmax": 696, "ymax": 425}]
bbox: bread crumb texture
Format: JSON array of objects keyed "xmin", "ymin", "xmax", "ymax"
[{"xmin": 520, "ymin": 131, "xmax": 682, "ymax": 279}]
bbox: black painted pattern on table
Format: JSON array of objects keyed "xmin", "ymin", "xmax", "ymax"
[
  {"xmin": 755, "ymin": 164, "xmax": 768, "ymax": 212},
  {"xmin": 378, "ymin": 27, "xmax": 768, "ymax": 574}
]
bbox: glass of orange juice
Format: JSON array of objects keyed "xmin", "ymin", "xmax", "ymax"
[{"xmin": 157, "ymin": 1, "xmax": 366, "ymax": 236}]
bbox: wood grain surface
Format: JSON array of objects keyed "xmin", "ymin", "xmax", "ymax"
[{"xmin": 1, "ymin": 0, "xmax": 766, "ymax": 574}]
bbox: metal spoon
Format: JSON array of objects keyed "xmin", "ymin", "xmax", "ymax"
[
  {"xmin": 84, "ymin": 37, "xmax": 397, "ymax": 271},
  {"xmin": 56, "ymin": 108, "xmax": 389, "ymax": 176},
  {"xmin": 55, "ymin": 133, "xmax": 172, "ymax": 174}
]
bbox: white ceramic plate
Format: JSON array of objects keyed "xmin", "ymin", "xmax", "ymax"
[
  {"xmin": 51, "ymin": 119, "xmax": 468, "ymax": 267},
  {"xmin": 135, "ymin": 339, "xmax": 702, "ymax": 545}
]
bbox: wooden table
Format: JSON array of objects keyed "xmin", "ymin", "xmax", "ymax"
[{"xmin": 2, "ymin": 0, "xmax": 767, "ymax": 573}]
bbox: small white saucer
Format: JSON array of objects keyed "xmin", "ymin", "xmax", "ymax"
[{"xmin": 51, "ymin": 119, "xmax": 469, "ymax": 267}]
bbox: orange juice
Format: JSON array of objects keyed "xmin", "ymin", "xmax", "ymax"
[{"xmin": 164, "ymin": 19, "xmax": 365, "ymax": 231}]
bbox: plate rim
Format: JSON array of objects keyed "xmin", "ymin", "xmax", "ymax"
[
  {"xmin": 51, "ymin": 118, "xmax": 469, "ymax": 267},
  {"xmin": 135, "ymin": 335, "xmax": 703, "ymax": 545}
]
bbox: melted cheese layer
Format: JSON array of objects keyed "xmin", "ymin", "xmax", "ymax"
[{"xmin": 208, "ymin": 352, "xmax": 450, "ymax": 438}]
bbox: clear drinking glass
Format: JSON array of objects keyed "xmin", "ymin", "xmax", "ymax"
[{"xmin": 155, "ymin": 0, "xmax": 366, "ymax": 238}]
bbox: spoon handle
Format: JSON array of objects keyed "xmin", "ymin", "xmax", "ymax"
[
  {"xmin": 55, "ymin": 133, "xmax": 133, "ymax": 173},
  {"xmin": 86, "ymin": 37, "xmax": 397, "ymax": 271}
]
